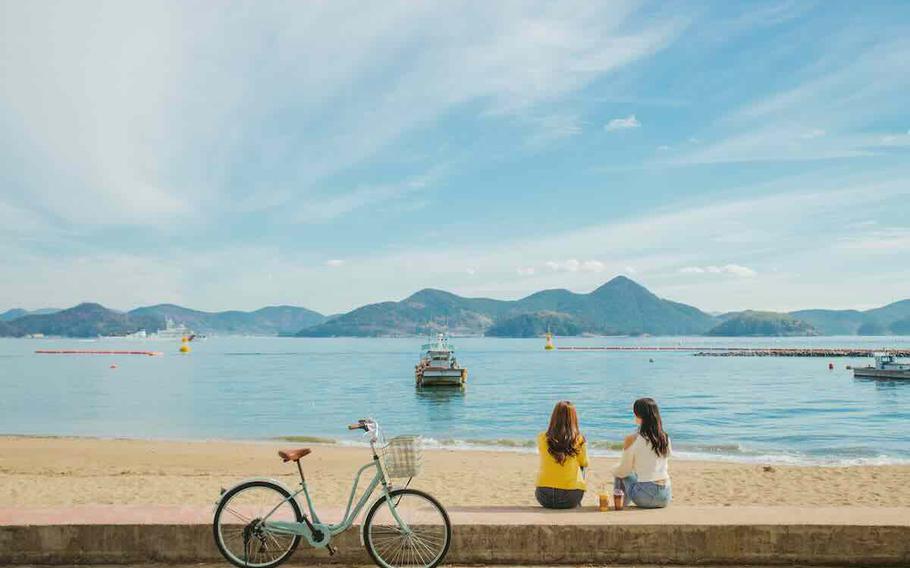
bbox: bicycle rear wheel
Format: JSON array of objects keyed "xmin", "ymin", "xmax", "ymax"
[
  {"xmin": 363, "ymin": 488, "xmax": 451, "ymax": 568},
  {"xmin": 213, "ymin": 480, "xmax": 302, "ymax": 568}
]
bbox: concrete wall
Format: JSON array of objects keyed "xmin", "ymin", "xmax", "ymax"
[{"xmin": 2, "ymin": 523, "xmax": 908, "ymax": 565}]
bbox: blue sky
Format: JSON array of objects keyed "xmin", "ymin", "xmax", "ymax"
[{"xmin": 1, "ymin": 1, "xmax": 908, "ymax": 314}]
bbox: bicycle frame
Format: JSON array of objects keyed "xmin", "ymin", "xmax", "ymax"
[{"xmin": 260, "ymin": 452, "xmax": 411, "ymax": 548}]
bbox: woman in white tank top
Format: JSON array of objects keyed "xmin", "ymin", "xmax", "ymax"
[{"xmin": 611, "ymin": 397, "xmax": 672, "ymax": 509}]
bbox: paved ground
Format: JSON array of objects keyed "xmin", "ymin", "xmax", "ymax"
[{"xmin": 4, "ymin": 565, "xmax": 847, "ymax": 568}]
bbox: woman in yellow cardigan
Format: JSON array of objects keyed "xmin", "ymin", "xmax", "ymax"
[{"xmin": 535, "ymin": 400, "xmax": 588, "ymax": 509}]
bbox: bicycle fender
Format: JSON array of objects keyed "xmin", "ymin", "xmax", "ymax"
[{"xmin": 215, "ymin": 477, "xmax": 298, "ymax": 507}]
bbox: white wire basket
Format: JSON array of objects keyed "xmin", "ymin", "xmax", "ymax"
[{"xmin": 380, "ymin": 435, "xmax": 423, "ymax": 478}]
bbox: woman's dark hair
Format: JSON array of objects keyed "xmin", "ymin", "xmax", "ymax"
[
  {"xmin": 546, "ymin": 400, "xmax": 583, "ymax": 465},
  {"xmin": 634, "ymin": 398, "xmax": 669, "ymax": 457}
]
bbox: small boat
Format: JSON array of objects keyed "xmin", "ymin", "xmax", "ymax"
[
  {"xmin": 853, "ymin": 353, "xmax": 910, "ymax": 380},
  {"xmin": 415, "ymin": 333, "xmax": 467, "ymax": 387}
]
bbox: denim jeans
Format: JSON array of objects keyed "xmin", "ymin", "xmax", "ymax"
[
  {"xmin": 535, "ymin": 487, "xmax": 584, "ymax": 509},
  {"xmin": 613, "ymin": 473, "xmax": 671, "ymax": 509}
]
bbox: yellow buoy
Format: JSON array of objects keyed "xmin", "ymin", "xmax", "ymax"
[
  {"xmin": 544, "ymin": 330, "xmax": 555, "ymax": 350},
  {"xmin": 179, "ymin": 337, "xmax": 191, "ymax": 353}
]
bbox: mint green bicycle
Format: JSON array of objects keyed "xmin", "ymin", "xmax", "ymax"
[{"xmin": 213, "ymin": 419, "xmax": 451, "ymax": 568}]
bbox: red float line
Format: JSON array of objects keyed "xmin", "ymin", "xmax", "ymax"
[{"xmin": 35, "ymin": 350, "xmax": 163, "ymax": 356}]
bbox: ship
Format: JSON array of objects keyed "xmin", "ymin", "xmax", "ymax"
[
  {"xmin": 853, "ymin": 353, "xmax": 910, "ymax": 380},
  {"xmin": 415, "ymin": 333, "xmax": 467, "ymax": 387}
]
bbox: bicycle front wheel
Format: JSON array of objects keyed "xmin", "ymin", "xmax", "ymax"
[
  {"xmin": 213, "ymin": 480, "xmax": 302, "ymax": 568},
  {"xmin": 363, "ymin": 488, "xmax": 452, "ymax": 568}
]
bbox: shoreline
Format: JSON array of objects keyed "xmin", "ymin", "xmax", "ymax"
[
  {"xmin": 2, "ymin": 432, "xmax": 907, "ymax": 468},
  {"xmin": 1, "ymin": 435, "xmax": 908, "ymax": 509}
]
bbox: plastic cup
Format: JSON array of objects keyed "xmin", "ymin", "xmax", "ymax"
[{"xmin": 598, "ymin": 493, "xmax": 609, "ymax": 512}]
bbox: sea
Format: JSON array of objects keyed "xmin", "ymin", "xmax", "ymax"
[{"xmin": 1, "ymin": 336, "xmax": 908, "ymax": 465}]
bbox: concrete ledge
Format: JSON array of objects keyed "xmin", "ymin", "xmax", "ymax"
[{"xmin": 1, "ymin": 506, "xmax": 908, "ymax": 566}]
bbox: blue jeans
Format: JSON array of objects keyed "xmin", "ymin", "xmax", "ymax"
[
  {"xmin": 613, "ymin": 473, "xmax": 671, "ymax": 509},
  {"xmin": 535, "ymin": 487, "xmax": 584, "ymax": 509}
]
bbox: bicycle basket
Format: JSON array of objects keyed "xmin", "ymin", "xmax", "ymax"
[{"xmin": 380, "ymin": 435, "xmax": 423, "ymax": 478}]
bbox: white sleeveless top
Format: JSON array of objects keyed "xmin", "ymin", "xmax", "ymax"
[{"xmin": 611, "ymin": 433, "xmax": 671, "ymax": 482}]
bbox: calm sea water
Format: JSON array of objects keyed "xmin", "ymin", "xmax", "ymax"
[{"xmin": 1, "ymin": 336, "xmax": 908, "ymax": 465}]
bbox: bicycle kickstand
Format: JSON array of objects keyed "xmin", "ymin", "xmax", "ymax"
[{"xmin": 326, "ymin": 544, "xmax": 337, "ymax": 556}]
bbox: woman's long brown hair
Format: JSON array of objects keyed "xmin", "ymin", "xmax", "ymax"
[
  {"xmin": 634, "ymin": 397, "xmax": 670, "ymax": 457},
  {"xmin": 546, "ymin": 400, "xmax": 583, "ymax": 465}
]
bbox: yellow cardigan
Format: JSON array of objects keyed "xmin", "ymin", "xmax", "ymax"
[{"xmin": 535, "ymin": 432, "xmax": 588, "ymax": 490}]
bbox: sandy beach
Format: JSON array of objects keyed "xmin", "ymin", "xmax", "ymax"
[{"xmin": 1, "ymin": 435, "xmax": 908, "ymax": 509}]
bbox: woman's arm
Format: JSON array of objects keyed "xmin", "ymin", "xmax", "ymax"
[
  {"xmin": 611, "ymin": 435, "xmax": 637, "ymax": 478},
  {"xmin": 578, "ymin": 436, "xmax": 589, "ymax": 468}
]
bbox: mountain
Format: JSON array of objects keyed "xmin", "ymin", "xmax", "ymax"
[
  {"xmin": 298, "ymin": 276, "xmax": 718, "ymax": 337},
  {"xmin": 485, "ymin": 311, "xmax": 585, "ymax": 338},
  {"xmin": 706, "ymin": 311, "xmax": 819, "ymax": 337},
  {"xmin": 0, "ymin": 303, "xmax": 325, "ymax": 337},
  {"xmin": 296, "ymin": 289, "xmax": 507, "ymax": 337},
  {"xmin": 128, "ymin": 304, "xmax": 326, "ymax": 335},
  {"xmin": 791, "ymin": 299, "xmax": 910, "ymax": 335},
  {"xmin": 0, "ymin": 303, "xmax": 164, "ymax": 338},
  {"xmin": 889, "ymin": 316, "xmax": 910, "ymax": 335},
  {"xmin": 0, "ymin": 307, "xmax": 60, "ymax": 321}
]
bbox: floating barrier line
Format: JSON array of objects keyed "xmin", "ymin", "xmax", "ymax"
[
  {"xmin": 555, "ymin": 346, "xmax": 910, "ymax": 357},
  {"xmin": 35, "ymin": 350, "xmax": 163, "ymax": 356}
]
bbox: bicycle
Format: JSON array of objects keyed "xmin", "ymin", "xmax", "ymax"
[{"xmin": 212, "ymin": 418, "xmax": 452, "ymax": 568}]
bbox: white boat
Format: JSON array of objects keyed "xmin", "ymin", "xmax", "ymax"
[
  {"xmin": 149, "ymin": 318, "xmax": 195, "ymax": 340},
  {"xmin": 415, "ymin": 333, "xmax": 467, "ymax": 387},
  {"xmin": 853, "ymin": 353, "xmax": 910, "ymax": 380}
]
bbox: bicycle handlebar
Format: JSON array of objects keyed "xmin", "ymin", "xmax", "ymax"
[{"xmin": 348, "ymin": 418, "xmax": 375, "ymax": 431}]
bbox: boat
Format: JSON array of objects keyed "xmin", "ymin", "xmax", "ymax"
[
  {"xmin": 415, "ymin": 333, "xmax": 467, "ymax": 387},
  {"xmin": 149, "ymin": 318, "xmax": 195, "ymax": 340},
  {"xmin": 853, "ymin": 352, "xmax": 910, "ymax": 380}
]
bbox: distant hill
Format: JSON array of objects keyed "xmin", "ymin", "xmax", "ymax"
[
  {"xmin": 889, "ymin": 316, "xmax": 910, "ymax": 335},
  {"xmin": 706, "ymin": 311, "xmax": 819, "ymax": 337},
  {"xmin": 791, "ymin": 299, "xmax": 910, "ymax": 335},
  {"xmin": 129, "ymin": 304, "xmax": 325, "ymax": 335},
  {"xmin": 0, "ymin": 303, "xmax": 324, "ymax": 337},
  {"xmin": 0, "ymin": 303, "xmax": 164, "ymax": 338},
  {"xmin": 485, "ymin": 311, "xmax": 584, "ymax": 338},
  {"xmin": 0, "ymin": 307, "xmax": 60, "ymax": 321},
  {"xmin": 299, "ymin": 276, "xmax": 718, "ymax": 337}
]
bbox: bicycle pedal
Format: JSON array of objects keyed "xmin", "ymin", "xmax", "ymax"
[{"xmin": 326, "ymin": 544, "xmax": 336, "ymax": 556}]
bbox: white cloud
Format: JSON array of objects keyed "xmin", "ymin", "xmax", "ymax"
[
  {"xmin": 657, "ymin": 145, "xmax": 671, "ymax": 151},
  {"xmin": 0, "ymin": 2, "xmax": 685, "ymax": 229},
  {"xmin": 465, "ymin": 267, "xmax": 478, "ymax": 276},
  {"xmin": 605, "ymin": 114, "xmax": 641, "ymax": 132},
  {"xmin": 679, "ymin": 264, "xmax": 756, "ymax": 277},
  {"xmin": 835, "ymin": 228, "xmax": 910, "ymax": 252},
  {"xmin": 525, "ymin": 113, "xmax": 583, "ymax": 146},
  {"xmin": 673, "ymin": 39, "xmax": 910, "ymax": 165},
  {"xmin": 801, "ymin": 128, "xmax": 827, "ymax": 139},
  {"xmin": 325, "ymin": 259, "xmax": 345, "ymax": 268},
  {"xmin": 516, "ymin": 267, "xmax": 536, "ymax": 276},
  {"xmin": 544, "ymin": 259, "xmax": 606, "ymax": 273}
]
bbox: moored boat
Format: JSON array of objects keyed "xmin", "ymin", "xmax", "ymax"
[
  {"xmin": 415, "ymin": 333, "xmax": 467, "ymax": 387},
  {"xmin": 853, "ymin": 353, "xmax": 910, "ymax": 380}
]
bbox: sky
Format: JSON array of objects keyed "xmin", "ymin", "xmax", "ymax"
[{"xmin": 1, "ymin": 0, "xmax": 908, "ymax": 315}]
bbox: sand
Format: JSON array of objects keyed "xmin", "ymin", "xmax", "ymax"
[{"xmin": 1, "ymin": 436, "xmax": 908, "ymax": 508}]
